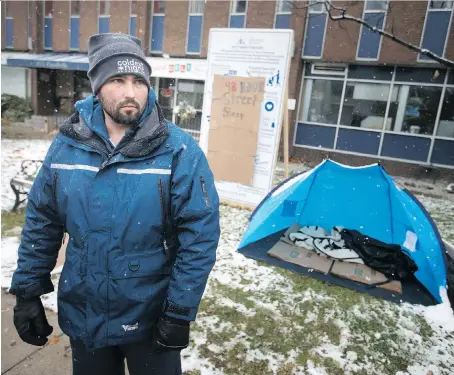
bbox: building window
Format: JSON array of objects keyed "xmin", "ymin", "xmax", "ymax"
[
  {"xmin": 277, "ymin": 0, "xmax": 294, "ymax": 12},
  {"xmin": 151, "ymin": 0, "xmax": 166, "ymax": 53},
  {"xmin": 385, "ymin": 85, "xmax": 442, "ymax": 135},
  {"xmin": 99, "ymin": 0, "xmax": 110, "ymax": 15},
  {"xmin": 231, "ymin": 0, "xmax": 247, "ymax": 13},
  {"xmin": 429, "ymin": 1, "xmax": 454, "ymax": 9},
  {"xmin": 365, "ymin": 0, "xmax": 388, "ymax": 11},
  {"xmin": 98, "ymin": 0, "xmax": 110, "ymax": 33},
  {"xmin": 154, "ymin": 0, "xmax": 166, "ymax": 14},
  {"xmin": 27, "ymin": 1, "xmax": 32, "ymax": 49},
  {"xmin": 229, "ymin": 0, "xmax": 247, "ymax": 28},
  {"xmin": 70, "ymin": 1, "xmax": 80, "ymax": 50},
  {"xmin": 302, "ymin": 0, "xmax": 328, "ymax": 58},
  {"xmin": 158, "ymin": 78, "xmax": 175, "ymax": 120},
  {"xmin": 341, "ymin": 82, "xmax": 392, "ymax": 130},
  {"xmin": 357, "ymin": 0, "xmax": 387, "ymax": 60},
  {"xmin": 44, "ymin": 0, "xmax": 53, "ymax": 50},
  {"xmin": 300, "ymin": 79, "xmax": 343, "ymax": 125},
  {"xmin": 296, "ymin": 63, "xmax": 454, "ymax": 166},
  {"xmin": 420, "ymin": 1, "xmax": 453, "ymax": 61},
  {"xmin": 71, "ymin": 0, "xmax": 80, "ymax": 14},
  {"xmin": 5, "ymin": 1, "xmax": 13, "ymax": 48},
  {"xmin": 155, "ymin": 77, "xmax": 204, "ymax": 141},
  {"xmin": 175, "ymin": 80, "xmax": 204, "ymax": 139},
  {"xmin": 437, "ymin": 87, "xmax": 454, "ymax": 138},
  {"xmin": 130, "ymin": 0, "xmax": 137, "ymax": 37},
  {"xmin": 186, "ymin": 1, "xmax": 205, "ymax": 54},
  {"xmin": 275, "ymin": 0, "xmax": 292, "ymax": 29}
]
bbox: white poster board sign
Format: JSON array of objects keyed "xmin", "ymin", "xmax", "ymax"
[{"xmin": 200, "ymin": 28, "xmax": 294, "ymax": 209}]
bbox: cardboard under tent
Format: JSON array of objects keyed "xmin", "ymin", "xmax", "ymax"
[{"xmin": 238, "ymin": 160, "xmax": 454, "ymax": 307}]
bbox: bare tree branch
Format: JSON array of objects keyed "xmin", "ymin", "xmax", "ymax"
[{"xmin": 295, "ymin": 0, "xmax": 454, "ymax": 68}]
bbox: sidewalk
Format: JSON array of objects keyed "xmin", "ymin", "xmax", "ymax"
[
  {"xmin": 1, "ymin": 289, "xmax": 71, "ymax": 375},
  {"xmin": 1, "ymin": 290, "xmax": 133, "ymax": 375}
]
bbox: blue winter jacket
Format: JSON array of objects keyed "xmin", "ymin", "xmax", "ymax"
[{"xmin": 10, "ymin": 89, "xmax": 221, "ymax": 349}]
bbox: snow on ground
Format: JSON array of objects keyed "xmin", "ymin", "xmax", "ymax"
[
  {"xmin": 2, "ymin": 139, "xmax": 454, "ymax": 375},
  {"xmin": 1, "ymin": 139, "xmax": 51, "ymax": 210},
  {"xmin": 1, "ymin": 236, "xmax": 21, "ymax": 289}
]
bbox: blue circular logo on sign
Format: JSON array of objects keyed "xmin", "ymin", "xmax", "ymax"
[{"xmin": 265, "ymin": 102, "xmax": 274, "ymax": 112}]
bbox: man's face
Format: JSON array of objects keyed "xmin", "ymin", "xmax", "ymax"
[{"xmin": 98, "ymin": 75, "xmax": 149, "ymax": 126}]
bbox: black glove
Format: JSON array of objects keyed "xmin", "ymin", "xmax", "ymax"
[
  {"xmin": 13, "ymin": 296, "xmax": 53, "ymax": 346},
  {"xmin": 154, "ymin": 316, "xmax": 190, "ymax": 351}
]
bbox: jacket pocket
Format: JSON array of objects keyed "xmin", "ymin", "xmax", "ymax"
[
  {"xmin": 109, "ymin": 252, "xmax": 172, "ymax": 280},
  {"xmin": 107, "ymin": 252, "xmax": 172, "ymax": 339},
  {"xmin": 52, "ymin": 172, "xmax": 59, "ymax": 207},
  {"xmin": 158, "ymin": 178, "xmax": 170, "ymax": 254},
  {"xmin": 52, "ymin": 172, "xmax": 66, "ymax": 244},
  {"xmin": 200, "ymin": 176, "xmax": 211, "ymax": 208},
  {"xmin": 65, "ymin": 241, "xmax": 88, "ymax": 276}
]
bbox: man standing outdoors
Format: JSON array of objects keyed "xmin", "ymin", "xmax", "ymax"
[{"xmin": 10, "ymin": 33, "xmax": 220, "ymax": 375}]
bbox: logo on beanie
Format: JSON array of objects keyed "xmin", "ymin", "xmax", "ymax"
[{"xmin": 117, "ymin": 58, "xmax": 145, "ymax": 75}]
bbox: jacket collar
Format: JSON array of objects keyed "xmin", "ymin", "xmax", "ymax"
[{"xmin": 60, "ymin": 90, "xmax": 169, "ymax": 158}]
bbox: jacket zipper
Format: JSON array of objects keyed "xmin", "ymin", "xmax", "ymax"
[
  {"xmin": 158, "ymin": 178, "xmax": 169, "ymax": 254},
  {"xmin": 200, "ymin": 176, "xmax": 211, "ymax": 208},
  {"xmin": 52, "ymin": 173, "xmax": 66, "ymax": 245},
  {"xmin": 52, "ymin": 173, "xmax": 59, "ymax": 207}
]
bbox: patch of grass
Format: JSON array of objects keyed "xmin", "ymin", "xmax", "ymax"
[
  {"xmin": 413, "ymin": 314, "xmax": 434, "ymax": 339},
  {"xmin": 196, "ymin": 281, "xmax": 347, "ymax": 373},
  {"xmin": 239, "ymin": 277, "xmax": 253, "ymax": 285},
  {"xmin": 198, "ymin": 337, "xmax": 273, "ymax": 375},
  {"xmin": 276, "ymin": 363, "xmax": 297, "ymax": 375},
  {"xmin": 272, "ymin": 264, "xmax": 383, "ymax": 311},
  {"xmin": 215, "ymin": 282, "xmax": 256, "ymax": 309},
  {"xmin": 1, "ymin": 209, "xmax": 25, "ymax": 237},
  {"xmin": 319, "ymin": 357, "xmax": 344, "ymax": 375},
  {"xmin": 195, "ymin": 268, "xmax": 447, "ymax": 375}
]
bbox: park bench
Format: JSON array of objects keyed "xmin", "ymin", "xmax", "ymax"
[{"xmin": 10, "ymin": 160, "xmax": 43, "ymax": 212}]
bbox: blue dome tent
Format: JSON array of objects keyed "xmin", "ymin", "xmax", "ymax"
[{"xmin": 238, "ymin": 160, "xmax": 451, "ymax": 306}]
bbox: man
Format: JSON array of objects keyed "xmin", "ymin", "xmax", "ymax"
[{"xmin": 9, "ymin": 33, "xmax": 220, "ymax": 375}]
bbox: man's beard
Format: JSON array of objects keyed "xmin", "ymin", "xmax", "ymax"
[{"xmin": 98, "ymin": 94, "xmax": 143, "ymax": 126}]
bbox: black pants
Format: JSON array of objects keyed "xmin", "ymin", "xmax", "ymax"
[{"xmin": 70, "ymin": 338, "xmax": 182, "ymax": 375}]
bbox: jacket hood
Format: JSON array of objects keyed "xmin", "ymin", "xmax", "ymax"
[{"xmin": 61, "ymin": 88, "xmax": 169, "ymax": 158}]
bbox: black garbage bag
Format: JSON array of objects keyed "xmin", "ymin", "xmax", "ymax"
[{"xmin": 341, "ymin": 229, "xmax": 418, "ymax": 281}]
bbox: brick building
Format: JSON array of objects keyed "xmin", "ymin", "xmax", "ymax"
[{"xmin": 2, "ymin": 0, "xmax": 454, "ymax": 174}]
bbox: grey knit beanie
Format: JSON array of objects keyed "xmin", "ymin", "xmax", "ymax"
[{"xmin": 87, "ymin": 33, "xmax": 152, "ymax": 94}]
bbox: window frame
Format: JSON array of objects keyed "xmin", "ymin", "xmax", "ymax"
[
  {"xmin": 69, "ymin": 0, "xmax": 81, "ymax": 51},
  {"xmin": 188, "ymin": 0, "xmax": 205, "ymax": 15},
  {"xmin": 99, "ymin": 0, "xmax": 110, "ymax": 16},
  {"xmin": 155, "ymin": 77, "xmax": 205, "ymax": 141},
  {"xmin": 429, "ymin": 1, "xmax": 454, "ymax": 10},
  {"xmin": 129, "ymin": 0, "xmax": 137, "ymax": 36},
  {"xmin": 295, "ymin": 63, "xmax": 454, "ymax": 167},
  {"xmin": 302, "ymin": 1, "xmax": 329, "ymax": 58},
  {"xmin": 355, "ymin": 0, "xmax": 388, "ymax": 61},
  {"xmin": 230, "ymin": 0, "xmax": 248, "ymax": 15},
  {"xmin": 186, "ymin": 1, "xmax": 205, "ymax": 55},
  {"xmin": 276, "ymin": 0, "xmax": 293, "ymax": 14},
  {"xmin": 153, "ymin": 0, "xmax": 166, "ymax": 15},
  {"xmin": 43, "ymin": 1, "xmax": 54, "ymax": 50},
  {"xmin": 5, "ymin": 1, "xmax": 14, "ymax": 48},
  {"xmin": 150, "ymin": 0, "xmax": 166, "ymax": 53},
  {"xmin": 418, "ymin": 0, "xmax": 454, "ymax": 64},
  {"xmin": 98, "ymin": 0, "xmax": 110, "ymax": 34},
  {"xmin": 308, "ymin": 0, "xmax": 325, "ymax": 14},
  {"xmin": 365, "ymin": 0, "xmax": 389, "ymax": 12}
]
